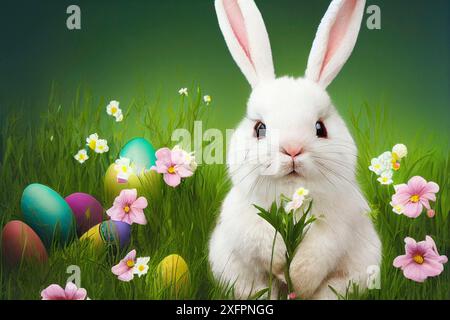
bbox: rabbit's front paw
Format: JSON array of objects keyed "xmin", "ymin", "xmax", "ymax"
[{"xmin": 289, "ymin": 255, "xmax": 327, "ymax": 299}]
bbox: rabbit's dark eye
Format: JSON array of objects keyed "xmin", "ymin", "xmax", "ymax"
[
  {"xmin": 315, "ymin": 120, "xmax": 327, "ymax": 138},
  {"xmin": 254, "ymin": 121, "xmax": 266, "ymax": 139}
]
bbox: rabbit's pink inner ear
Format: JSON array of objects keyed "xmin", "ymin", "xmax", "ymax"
[
  {"xmin": 223, "ymin": 0, "xmax": 253, "ymax": 65},
  {"xmin": 320, "ymin": 0, "xmax": 357, "ymax": 79}
]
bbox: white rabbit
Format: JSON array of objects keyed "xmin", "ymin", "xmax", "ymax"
[{"xmin": 209, "ymin": 0, "xmax": 381, "ymax": 300}]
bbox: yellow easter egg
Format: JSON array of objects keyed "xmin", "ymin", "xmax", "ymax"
[
  {"xmin": 104, "ymin": 164, "xmax": 142, "ymax": 201},
  {"xmin": 80, "ymin": 223, "xmax": 103, "ymax": 249},
  {"xmin": 156, "ymin": 254, "xmax": 190, "ymax": 296}
]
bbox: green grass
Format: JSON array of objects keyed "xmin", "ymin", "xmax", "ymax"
[{"xmin": 0, "ymin": 88, "xmax": 448, "ymax": 300}]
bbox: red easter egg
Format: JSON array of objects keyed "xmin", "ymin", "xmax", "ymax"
[{"xmin": 1, "ymin": 220, "xmax": 48, "ymax": 267}]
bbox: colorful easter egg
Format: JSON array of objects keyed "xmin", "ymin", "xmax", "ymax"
[
  {"xmin": 119, "ymin": 138, "xmax": 156, "ymax": 174},
  {"xmin": 155, "ymin": 254, "xmax": 190, "ymax": 296},
  {"xmin": 65, "ymin": 193, "xmax": 104, "ymax": 236},
  {"xmin": 104, "ymin": 164, "xmax": 142, "ymax": 201},
  {"xmin": 80, "ymin": 220, "xmax": 130, "ymax": 250},
  {"xmin": 21, "ymin": 183, "xmax": 75, "ymax": 248},
  {"xmin": 1, "ymin": 220, "xmax": 48, "ymax": 267}
]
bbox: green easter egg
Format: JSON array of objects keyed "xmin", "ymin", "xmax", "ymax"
[
  {"xmin": 21, "ymin": 183, "xmax": 75, "ymax": 248},
  {"xmin": 119, "ymin": 138, "xmax": 156, "ymax": 174}
]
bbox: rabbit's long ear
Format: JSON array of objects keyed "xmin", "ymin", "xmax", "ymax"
[
  {"xmin": 215, "ymin": 0, "xmax": 275, "ymax": 88},
  {"xmin": 305, "ymin": 0, "xmax": 366, "ymax": 88}
]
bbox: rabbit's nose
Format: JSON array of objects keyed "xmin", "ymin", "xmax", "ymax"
[{"xmin": 281, "ymin": 146, "xmax": 303, "ymax": 158}]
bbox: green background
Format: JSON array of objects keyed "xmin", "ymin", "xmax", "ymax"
[{"xmin": 0, "ymin": 0, "xmax": 449, "ymax": 142}]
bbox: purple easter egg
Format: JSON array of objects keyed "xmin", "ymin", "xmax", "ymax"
[
  {"xmin": 99, "ymin": 220, "xmax": 131, "ymax": 250},
  {"xmin": 65, "ymin": 193, "xmax": 104, "ymax": 236}
]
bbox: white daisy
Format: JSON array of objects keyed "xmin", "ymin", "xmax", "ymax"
[
  {"xmin": 178, "ymin": 88, "xmax": 188, "ymax": 96},
  {"xmin": 94, "ymin": 139, "xmax": 109, "ymax": 154},
  {"xmin": 377, "ymin": 171, "xmax": 393, "ymax": 185},
  {"xmin": 133, "ymin": 257, "xmax": 150, "ymax": 277},
  {"xmin": 106, "ymin": 100, "xmax": 121, "ymax": 117},
  {"xmin": 86, "ymin": 133, "xmax": 99, "ymax": 151},
  {"xmin": 203, "ymin": 95, "xmax": 211, "ymax": 105},
  {"xmin": 74, "ymin": 149, "xmax": 89, "ymax": 164},
  {"xmin": 115, "ymin": 110, "xmax": 124, "ymax": 122},
  {"xmin": 390, "ymin": 202, "xmax": 404, "ymax": 215}
]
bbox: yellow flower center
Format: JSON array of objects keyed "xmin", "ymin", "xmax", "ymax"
[
  {"xmin": 413, "ymin": 255, "xmax": 424, "ymax": 265},
  {"xmin": 374, "ymin": 164, "xmax": 380, "ymax": 169},
  {"xmin": 138, "ymin": 265, "xmax": 145, "ymax": 272},
  {"xmin": 124, "ymin": 205, "xmax": 130, "ymax": 213},
  {"xmin": 168, "ymin": 166, "xmax": 176, "ymax": 174},
  {"xmin": 89, "ymin": 140, "xmax": 96, "ymax": 150},
  {"xmin": 126, "ymin": 259, "xmax": 135, "ymax": 268},
  {"xmin": 121, "ymin": 165, "xmax": 128, "ymax": 173},
  {"xmin": 111, "ymin": 106, "xmax": 117, "ymax": 114},
  {"xmin": 410, "ymin": 195, "xmax": 420, "ymax": 203}
]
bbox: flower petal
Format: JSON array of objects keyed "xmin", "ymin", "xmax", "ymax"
[
  {"xmin": 119, "ymin": 189, "xmax": 138, "ymax": 204},
  {"xmin": 129, "ymin": 208, "xmax": 147, "ymax": 225},
  {"xmin": 176, "ymin": 165, "xmax": 194, "ymax": 178},
  {"xmin": 403, "ymin": 202, "xmax": 423, "ymax": 218},
  {"xmin": 422, "ymin": 181, "xmax": 439, "ymax": 194},
  {"xmin": 403, "ymin": 263, "xmax": 428, "ymax": 282},
  {"xmin": 163, "ymin": 173, "xmax": 181, "ymax": 187},
  {"xmin": 41, "ymin": 284, "xmax": 66, "ymax": 300},
  {"xmin": 131, "ymin": 196, "xmax": 148, "ymax": 210},
  {"xmin": 393, "ymin": 255, "xmax": 411, "ymax": 268},
  {"xmin": 408, "ymin": 176, "xmax": 428, "ymax": 194},
  {"xmin": 118, "ymin": 269, "xmax": 134, "ymax": 282}
]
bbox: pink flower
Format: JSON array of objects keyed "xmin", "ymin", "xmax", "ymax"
[
  {"xmin": 288, "ymin": 292, "xmax": 297, "ymax": 300},
  {"xmin": 427, "ymin": 209, "xmax": 436, "ymax": 218},
  {"xmin": 41, "ymin": 282, "xmax": 87, "ymax": 300},
  {"xmin": 151, "ymin": 147, "xmax": 194, "ymax": 187},
  {"xmin": 391, "ymin": 176, "xmax": 439, "ymax": 218},
  {"xmin": 106, "ymin": 189, "xmax": 148, "ymax": 225},
  {"xmin": 112, "ymin": 249, "xmax": 137, "ymax": 282},
  {"xmin": 393, "ymin": 236, "xmax": 447, "ymax": 283}
]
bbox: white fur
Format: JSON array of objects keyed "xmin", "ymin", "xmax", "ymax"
[{"xmin": 210, "ymin": 0, "xmax": 380, "ymax": 300}]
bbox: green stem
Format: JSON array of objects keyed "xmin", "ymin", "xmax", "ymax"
[
  {"xmin": 284, "ymin": 255, "xmax": 294, "ymax": 296},
  {"xmin": 268, "ymin": 230, "xmax": 278, "ymax": 299}
]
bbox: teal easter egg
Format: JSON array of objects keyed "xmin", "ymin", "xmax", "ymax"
[
  {"xmin": 119, "ymin": 138, "xmax": 156, "ymax": 174},
  {"xmin": 21, "ymin": 184, "xmax": 75, "ymax": 248}
]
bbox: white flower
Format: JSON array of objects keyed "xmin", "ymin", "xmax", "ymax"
[
  {"xmin": 392, "ymin": 144, "xmax": 407, "ymax": 159},
  {"xmin": 369, "ymin": 157, "xmax": 385, "ymax": 175},
  {"xmin": 86, "ymin": 133, "xmax": 99, "ymax": 151},
  {"xmin": 390, "ymin": 202, "xmax": 404, "ymax": 215},
  {"xmin": 114, "ymin": 157, "xmax": 134, "ymax": 183},
  {"xmin": 285, "ymin": 187, "xmax": 309, "ymax": 212},
  {"xmin": 369, "ymin": 152, "xmax": 393, "ymax": 176},
  {"xmin": 94, "ymin": 139, "xmax": 109, "ymax": 154},
  {"xmin": 50, "ymin": 135, "xmax": 54, "ymax": 142},
  {"xmin": 285, "ymin": 198, "xmax": 304, "ymax": 213},
  {"xmin": 377, "ymin": 171, "xmax": 393, "ymax": 185},
  {"xmin": 172, "ymin": 145, "xmax": 197, "ymax": 172},
  {"xmin": 115, "ymin": 110, "xmax": 124, "ymax": 122},
  {"xmin": 178, "ymin": 88, "xmax": 188, "ymax": 96},
  {"xmin": 106, "ymin": 100, "xmax": 121, "ymax": 117},
  {"xmin": 294, "ymin": 187, "xmax": 309, "ymax": 199},
  {"xmin": 133, "ymin": 257, "xmax": 150, "ymax": 277},
  {"xmin": 203, "ymin": 95, "xmax": 211, "ymax": 105},
  {"xmin": 380, "ymin": 151, "xmax": 393, "ymax": 164},
  {"xmin": 74, "ymin": 149, "xmax": 89, "ymax": 164}
]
